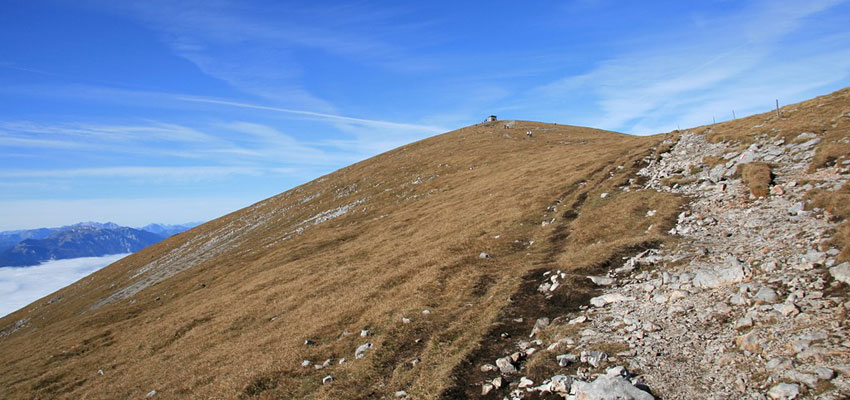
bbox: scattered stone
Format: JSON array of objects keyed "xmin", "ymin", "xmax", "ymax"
[
  {"xmin": 557, "ymin": 353, "xmax": 577, "ymax": 367},
  {"xmin": 785, "ymin": 370, "xmax": 818, "ymax": 387},
  {"xmin": 301, "ymin": 360, "xmax": 312, "ymax": 367},
  {"xmin": 590, "ymin": 293, "xmax": 632, "ymax": 307},
  {"xmin": 729, "ymin": 294, "xmax": 749, "ymax": 306},
  {"xmin": 568, "ymin": 315, "xmax": 587, "ymax": 324},
  {"xmin": 693, "ymin": 263, "xmax": 746, "ymax": 288},
  {"xmin": 580, "ymin": 350, "xmax": 608, "ymax": 368},
  {"xmin": 736, "ymin": 331, "xmax": 762, "ymax": 353},
  {"xmin": 479, "ymin": 252, "xmax": 491, "ymax": 259},
  {"xmin": 774, "ymin": 303, "xmax": 799, "ymax": 317},
  {"xmin": 601, "ymin": 192, "xmax": 610, "ymax": 198},
  {"xmin": 394, "ymin": 390, "xmax": 409, "ymax": 398},
  {"xmin": 480, "ymin": 364, "xmax": 498, "ymax": 373},
  {"xmin": 734, "ymin": 316, "xmax": 753, "ymax": 330},
  {"xmin": 355, "ymin": 343, "xmax": 373, "ymax": 359},
  {"xmin": 588, "ymin": 276, "xmax": 615, "ymax": 286},
  {"xmin": 495, "ymin": 357, "xmax": 517, "ymax": 374},
  {"xmin": 492, "ymin": 376, "xmax": 503, "ymax": 388},
  {"xmin": 829, "ymin": 262, "xmax": 850, "ymax": 284},
  {"xmin": 766, "ymin": 357, "xmax": 793, "ymax": 371},
  {"xmin": 814, "ymin": 366, "xmax": 834, "ymax": 380},
  {"xmin": 571, "ymin": 372, "xmax": 654, "ymax": 400},
  {"xmin": 322, "ymin": 375, "xmax": 333, "ymax": 384},
  {"xmin": 754, "ymin": 286, "xmax": 780, "ymax": 303},
  {"xmin": 304, "ymin": 339, "xmax": 316, "ymax": 346},
  {"xmin": 549, "ymin": 375, "xmax": 573, "ymax": 393},
  {"xmin": 401, "ymin": 317, "xmax": 412, "ymax": 324},
  {"xmin": 146, "ymin": 390, "xmax": 157, "ymax": 398},
  {"xmin": 668, "ymin": 290, "xmax": 687, "ymax": 302},
  {"xmin": 518, "ymin": 377, "xmax": 534, "ymax": 388},
  {"xmin": 767, "ymin": 382, "xmax": 799, "ymax": 399},
  {"xmin": 530, "ymin": 317, "xmax": 550, "ymax": 337},
  {"xmin": 360, "ymin": 329, "xmax": 371, "ymax": 337},
  {"xmin": 481, "ymin": 383, "xmax": 494, "ymax": 396}
]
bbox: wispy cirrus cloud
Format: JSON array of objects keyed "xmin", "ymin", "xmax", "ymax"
[
  {"xmin": 0, "ymin": 121, "xmax": 218, "ymax": 143},
  {"xmin": 0, "ymin": 166, "xmax": 278, "ymax": 179},
  {"xmin": 519, "ymin": 0, "xmax": 850, "ymax": 134},
  {"xmin": 183, "ymin": 96, "xmax": 446, "ymax": 133},
  {"xmin": 89, "ymin": 1, "xmax": 436, "ymax": 109}
]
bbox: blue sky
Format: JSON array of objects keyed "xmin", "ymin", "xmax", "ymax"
[{"xmin": 1, "ymin": 0, "xmax": 849, "ymax": 230}]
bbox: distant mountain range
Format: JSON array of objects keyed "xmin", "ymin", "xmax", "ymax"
[{"xmin": 0, "ymin": 222, "xmax": 202, "ymax": 267}]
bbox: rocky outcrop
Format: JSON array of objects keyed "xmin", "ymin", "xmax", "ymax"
[{"xmin": 473, "ymin": 130, "xmax": 849, "ymax": 399}]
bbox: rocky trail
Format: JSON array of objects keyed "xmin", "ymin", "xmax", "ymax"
[{"xmin": 460, "ymin": 130, "xmax": 850, "ymax": 399}]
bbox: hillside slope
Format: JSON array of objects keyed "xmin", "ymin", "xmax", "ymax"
[{"xmin": 0, "ymin": 88, "xmax": 848, "ymax": 400}]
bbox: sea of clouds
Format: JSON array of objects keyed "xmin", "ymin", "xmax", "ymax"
[{"xmin": 0, "ymin": 253, "xmax": 128, "ymax": 317}]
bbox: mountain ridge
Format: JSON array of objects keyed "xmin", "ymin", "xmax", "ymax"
[{"xmin": 0, "ymin": 222, "xmax": 203, "ymax": 267}]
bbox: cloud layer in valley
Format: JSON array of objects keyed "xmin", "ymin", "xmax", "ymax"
[{"xmin": 0, "ymin": 254, "xmax": 128, "ymax": 317}]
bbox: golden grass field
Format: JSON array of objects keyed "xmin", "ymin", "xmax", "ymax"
[{"xmin": 0, "ymin": 87, "xmax": 847, "ymax": 399}]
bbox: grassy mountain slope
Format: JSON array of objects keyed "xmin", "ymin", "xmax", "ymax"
[
  {"xmin": 1, "ymin": 122, "xmax": 671, "ymax": 399},
  {"xmin": 0, "ymin": 87, "xmax": 847, "ymax": 399}
]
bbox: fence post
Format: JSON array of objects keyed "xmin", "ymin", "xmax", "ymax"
[{"xmin": 776, "ymin": 99, "xmax": 780, "ymax": 117}]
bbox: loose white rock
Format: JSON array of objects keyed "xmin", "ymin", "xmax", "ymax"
[
  {"xmin": 590, "ymin": 293, "xmax": 633, "ymax": 307},
  {"xmin": 355, "ymin": 343, "xmax": 373, "ymax": 359},
  {"xmin": 588, "ymin": 276, "xmax": 615, "ymax": 286},
  {"xmin": 693, "ymin": 264, "xmax": 745, "ymax": 288},
  {"xmin": 829, "ymin": 262, "xmax": 850, "ymax": 284},
  {"xmin": 767, "ymin": 382, "xmax": 799, "ymax": 399},
  {"xmin": 571, "ymin": 374, "xmax": 654, "ymax": 400}
]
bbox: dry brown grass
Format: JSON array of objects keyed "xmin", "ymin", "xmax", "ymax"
[
  {"xmin": 660, "ymin": 174, "xmax": 697, "ymax": 188},
  {"xmin": 807, "ymin": 182, "xmax": 850, "ymax": 261},
  {"xmin": 696, "ymin": 87, "xmax": 849, "ymax": 176},
  {"xmin": 810, "ymin": 142, "xmax": 850, "ymax": 172},
  {"xmin": 836, "ymin": 222, "xmax": 850, "ymax": 262},
  {"xmin": 735, "ymin": 163, "xmax": 773, "ymax": 198},
  {"xmin": 701, "ymin": 87, "xmax": 849, "ymax": 145},
  {"xmin": 702, "ymin": 155, "xmax": 726, "ymax": 167},
  {"xmin": 557, "ymin": 189, "xmax": 683, "ymax": 269}
]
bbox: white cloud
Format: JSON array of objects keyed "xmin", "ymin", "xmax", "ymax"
[
  {"xmin": 523, "ymin": 0, "xmax": 850, "ymax": 134},
  {"xmin": 181, "ymin": 96, "xmax": 446, "ymax": 133},
  {"xmin": 0, "ymin": 254, "xmax": 128, "ymax": 317},
  {"xmin": 0, "ymin": 166, "xmax": 269, "ymax": 179}
]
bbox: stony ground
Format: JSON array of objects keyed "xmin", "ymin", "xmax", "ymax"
[{"xmin": 477, "ymin": 131, "xmax": 850, "ymax": 400}]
